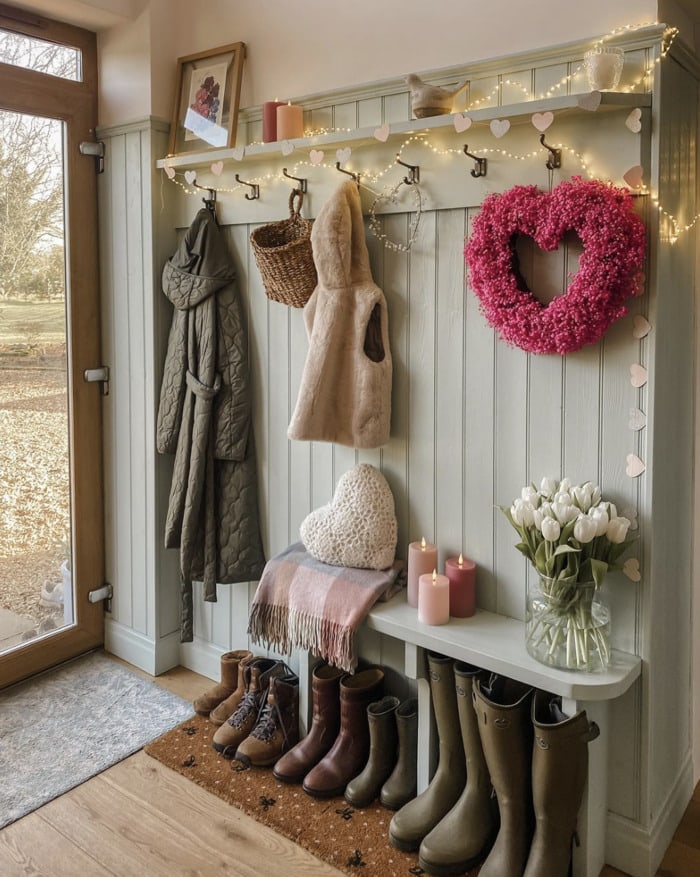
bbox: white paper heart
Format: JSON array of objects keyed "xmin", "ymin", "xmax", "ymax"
[
  {"xmin": 490, "ymin": 119, "xmax": 510, "ymax": 138},
  {"xmin": 231, "ymin": 146, "xmax": 245, "ymax": 161},
  {"xmin": 626, "ymin": 108, "xmax": 642, "ymax": 133},
  {"xmin": 184, "ymin": 170, "xmax": 197, "ymax": 185},
  {"xmin": 623, "ymin": 558, "xmax": 642, "ymax": 582},
  {"xmin": 626, "ymin": 453, "xmax": 646, "ymax": 478},
  {"xmin": 633, "ymin": 315, "xmax": 651, "ymax": 338},
  {"xmin": 630, "ymin": 363, "xmax": 648, "ymax": 388},
  {"xmin": 336, "ymin": 146, "xmax": 352, "ymax": 163},
  {"xmin": 164, "ymin": 166, "xmax": 176, "ymax": 180},
  {"xmin": 578, "ymin": 90, "xmax": 602, "ymax": 111},
  {"xmin": 374, "ymin": 123, "xmax": 390, "ymax": 142},
  {"xmin": 453, "ymin": 113, "xmax": 472, "ymax": 133},
  {"xmin": 309, "ymin": 149, "xmax": 324, "ymax": 165},
  {"xmin": 210, "ymin": 160, "xmax": 224, "ymax": 176},
  {"xmin": 623, "ymin": 165, "xmax": 644, "ymax": 189},
  {"xmin": 281, "ymin": 140, "xmax": 295, "ymax": 156},
  {"xmin": 531, "ymin": 111, "xmax": 554, "ymax": 132},
  {"xmin": 628, "ymin": 408, "xmax": 647, "ymax": 431}
]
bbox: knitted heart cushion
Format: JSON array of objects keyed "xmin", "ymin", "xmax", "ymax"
[{"xmin": 300, "ymin": 463, "xmax": 398, "ymax": 570}]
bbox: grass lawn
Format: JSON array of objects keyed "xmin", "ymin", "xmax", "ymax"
[{"xmin": 0, "ymin": 299, "xmax": 66, "ymax": 348}]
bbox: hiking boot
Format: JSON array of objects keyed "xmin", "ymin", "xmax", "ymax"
[{"xmin": 235, "ymin": 674, "xmax": 300, "ymax": 766}]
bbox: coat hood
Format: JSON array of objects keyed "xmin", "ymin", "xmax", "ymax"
[
  {"xmin": 311, "ymin": 180, "xmax": 373, "ymax": 289},
  {"xmin": 162, "ymin": 208, "xmax": 236, "ymax": 310}
]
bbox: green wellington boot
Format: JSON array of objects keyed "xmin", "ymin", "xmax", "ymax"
[
  {"xmin": 344, "ymin": 695, "xmax": 400, "ymax": 808},
  {"xmin": 380, "ymin": 696, "xmax": 418, "ymax": 810}
]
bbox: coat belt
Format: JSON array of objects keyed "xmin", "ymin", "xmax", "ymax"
[{"xmin": 185, "ymin": 370, "xmax": 222, "ymax": 399}]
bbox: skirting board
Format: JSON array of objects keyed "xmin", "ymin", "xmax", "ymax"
[
  {"xmin": 606, "ymin": 752, "xmax": 694, "ymax": 877},
  {"xmin": 105, "ymin": 617, "xmax": 181, "ymax": 677}
]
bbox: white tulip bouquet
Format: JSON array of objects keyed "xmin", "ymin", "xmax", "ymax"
[{"xmin": 502, "ymin": 477, "xmax": 637, "ymax": 671}]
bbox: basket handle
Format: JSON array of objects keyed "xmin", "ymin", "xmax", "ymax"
[{"xmin": 289, "ymin": 188, "xmax": 304, "ymax": 219}]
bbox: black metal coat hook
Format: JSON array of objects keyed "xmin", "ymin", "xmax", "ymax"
[
  {"xmin": 539, "ymin": 133, "xmax": 562, "ymax": 170},
  {"xmin": 395, "ymin": 154, "xmax": 420, "ymax": 184},
  {"xmin": 335, "ymin": 161, "xmax": 360, "ymax": 186},
  {"xmin": 463, "ymin": 145, "xmax": 488, "ymax": 178},
  {"xmin": 282, "ymin": 167, "xmax": 307, "ymax": 193},
  {"xmin": 235, "ymin": 173, "xmax": 260, "ymax": 200}
]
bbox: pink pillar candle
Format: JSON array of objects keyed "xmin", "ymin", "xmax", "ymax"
[
  {"xmin": 276, "ymin": 101, "xmax": 304, "ymax": 140},
  {"xmin": 407, "ymin": 538, "xmax": 438, "ymax": 607},
  {"xmin": 262, "ymin": 100, "xmax": 285, "ymax": 142},
  {"xmin": 418, "ymin": 571, "xmax": 450, "ymax": 625},
  {"xmin": 445, "ymin": 553, "xmax": 476, "ymax": 618}
]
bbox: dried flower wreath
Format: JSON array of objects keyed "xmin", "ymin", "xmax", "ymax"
[{"xmin": 464, "ymin": 177, "xmax": 646, "ymax": 354}]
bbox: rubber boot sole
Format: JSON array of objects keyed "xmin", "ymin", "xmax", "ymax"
[{"xmin": 389, "ymin": 832, "xmax": 420, "ymax": 853}]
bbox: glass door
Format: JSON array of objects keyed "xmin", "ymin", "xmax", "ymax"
[{"xmin": 0, "ymin": 12, "xmax": 104, "ymax": 687}]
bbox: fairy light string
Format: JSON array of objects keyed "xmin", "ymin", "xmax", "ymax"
[{"xmin": 162, "ymin": 21, "xmax": 693, "ymax": 244}]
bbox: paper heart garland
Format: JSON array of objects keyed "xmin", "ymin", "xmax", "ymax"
[
  {"xmin": 578, "ymin": 91, "xmax": 602, "ymax": 111},
  {"xmin": 623, "ymin": 165, "xmax": 644, "ymax": 189},
  {"xmin": 184, "ymin": 170, "xmax": 197, "ymax": 186},
  {"xmin": 299, "ymin": 463, "xmax": 398, "ymax": 571},
  {"xmin": 164, "ymin": 166, "xmax": 175, "ymax": 180},
  {"xmin": 231, "ymin": 146, "xmax": 245, "ymax": 161},
  {"xmin": 309, "ymin": 149, "xmax": 324, "ymax": 165},
  {"xmin": 281, "ymin": 140, "xmax": 295, "ymax": 156},
  {"xmin": 490, "ymin": 119, "xmax": 510, "ymax": 138},
  {"xmin": 626, "ymin": 108, "xmax": 642, "ymax": 133},
  {"xmin": 628, "ymin": 408, "xmax": 647, "ymax": 431},
  {"xmin": 453, "ymin": 113, "xmax": 472, "ymax": 133},
  {"xmin": 210, "ymin": 160, "xmax": 224, "ymax": 176},
  {"xmin": 626, "ymin": 453, "xmax": 646, "ymax": 477},
  {"xmin": 336, "ymin": 146, "xmax": 352, "ymax": 163},
  {"xmin": 623, "ymin": 558, "xmax": 642, "ymax": 582},
  {"xmin": 374, "ymin": 123, "xmax": 390, "ymax": 142},
  {"xmin": 630, "ymin": 363, "xmax": 648, "ymax": 388},
  {"xmin": 633, "ymin": 315, "xmax": 651, "ymax": 338},
  {"xmin": 531, "ymin": 111, "xmax": 554, "ymax": 132}
]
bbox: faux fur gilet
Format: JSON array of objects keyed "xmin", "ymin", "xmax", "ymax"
[{"xmin": 288, "ymin": 181, "xmax": 392, "ymax": 448}]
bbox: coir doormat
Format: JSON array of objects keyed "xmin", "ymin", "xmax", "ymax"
[{"xmin": 145, "ymin": 715, "xmax": 481, "ymax": 877}]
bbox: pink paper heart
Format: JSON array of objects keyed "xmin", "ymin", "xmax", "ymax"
[
  {"xmin": 626, "ymin": 108, "xmax": 642, "ymax": 133},
  {"xmin": 164, "ymin": 166, "xmax": 176, "ymax": 180},
  {"xmin": 232, "ymin": 146, "xmax": 245, "ymax": 161},
  {"xmin": 281, "ymin": 140, "xmax": 295, "ymax": 156},
  {"xmin": 578, "ymin": 91, "xmax": 602, "ymax": 111},
  {"xmin": 626, "ymin": 453, "xmax": 646, "ymax": 478},
  {"xmin": 490, "ymin": 119, "xmax": 510, "ymax": 138},
  {"xmin": 531, "ymin": 111, "xmax": 553, "ymax": 132},
  {"xmin": 629, "ymin": 363, "xmax": 648, "ymax": 388},
  {"xmin": 623, "ymin": 558, "xmax": 641, "ymax": 582},
  {"xmin": 374, "ymin": 123, "xmax": 390, "ymax": 142},
  {"xmin": 309, "ymin": 149, "xmax": 324, "ymax": 165},
  {"xmin": 210, "ymin": 160, "xmax": 224, "ymax": 176},
  {"xmin": 453, "ymin": 113, "xmax": 472, "ymax": 133},
  {"xmin": 184, "ymin": 170, "xmax": 197, "ymax": 186},
  {"xmin": 633, "ymin": 315, "xmax": 651, "ymax": 339},
  {"xmin": 623, "ymin": 165, "xmax": 644, "ymax": 189},
  {"xmin": 336, "ymin": 146, "xmax": 352, "ymax": 163},
  {"xmin": 628, "ymin": 408, "xmax": 646, "ymax": 431}
]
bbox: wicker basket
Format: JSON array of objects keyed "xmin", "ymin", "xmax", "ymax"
[{"xmin": 250, "ymin": 188, "xmax": 317, "ymax": 307}]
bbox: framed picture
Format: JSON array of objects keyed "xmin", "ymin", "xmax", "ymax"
[{"xmin": 168, "ymin": 42, "xmax": 246, "ymax": 156}]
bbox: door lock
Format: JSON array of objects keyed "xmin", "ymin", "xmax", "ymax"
[{"xmin": 84, "ymin": 366, "xmax": 110, "ymax": 395}]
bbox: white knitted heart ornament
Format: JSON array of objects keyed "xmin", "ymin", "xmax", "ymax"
[{"xmin": 300, "ymin": 463, "xmax": 397, "ymax": 570}]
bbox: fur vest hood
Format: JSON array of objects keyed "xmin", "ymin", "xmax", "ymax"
[{"xmin": 288, "ymin": 181, "xmax": 392, "ymax": 448}]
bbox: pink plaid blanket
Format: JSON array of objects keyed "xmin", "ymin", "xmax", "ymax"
[{"xmin": 247, "ymin": 542, "xmax": 405, "ymax": 671}]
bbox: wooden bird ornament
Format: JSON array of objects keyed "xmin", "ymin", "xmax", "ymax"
[{"xmin": 405, "ymin": 73, "xmax": 468, "ymax": 118}]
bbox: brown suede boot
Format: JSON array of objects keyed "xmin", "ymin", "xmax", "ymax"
[
  {"xmin": 302, "ymin": 667, "xmax": 384, "ymax": 798},
  {"xmin": 344, "ymin": 695, "xmax": 400, "ymax": 808},
  {"xmin": 523, "ymin": 692, "xmax": 600, "ymax": 877},
  {"xmin": 380, "ymin": 697, "xmax": 418, "ymax": 810},
  {"xmin": 212, "ymin": 658, "xmax": 286, "ymax": 757},
  {"xmin": 208, "ymin": 651, "xmax": 256, "ymax": 725},
  {"xmin": 273, "ymin": 662, "xmax": 344, "ymax": 784},
  {"xmin": 235, "ymin": 673, "xmax": 300, "ymax": 767},
  {"xmin": 193, "ymin": 650, "xmax": 253, "ymax": 716}
]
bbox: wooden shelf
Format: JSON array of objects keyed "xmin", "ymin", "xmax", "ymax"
[
  {"xmin": 156, "ymin": 92, "xmax": 650, "ymax": 171},
  {"xmin": 366, "ymin": 591, "xmax": 641, "ymax": 702}
]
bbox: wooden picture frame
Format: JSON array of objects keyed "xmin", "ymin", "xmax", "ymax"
[{"xmin": 168, "ymin": 42, "xmax": 245, "ymax": 156}]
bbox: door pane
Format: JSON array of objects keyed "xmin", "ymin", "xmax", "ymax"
[
  {"xmin": 0, "ymin": 110, "xmax": 72, "ymax": 653},
  {"xmin": 0, "ymin": 29, "xmax": 81, "ymax": 80}
]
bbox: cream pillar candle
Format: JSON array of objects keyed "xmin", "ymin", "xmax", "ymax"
[{"xmin": 276, "ymin": 101, "xmax": 304, "ymax": 140}]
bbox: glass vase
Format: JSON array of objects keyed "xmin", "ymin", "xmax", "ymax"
[{"xmin": 525, "ymin": 575, "xmax": 611, "ymax": 672}]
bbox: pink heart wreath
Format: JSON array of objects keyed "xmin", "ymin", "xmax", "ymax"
[{"xmin": 464, "ymin": 177, "xmax": 646, "ymax": 354}]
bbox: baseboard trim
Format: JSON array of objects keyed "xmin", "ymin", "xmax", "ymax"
[
  {"xmin": 104, "ymin": 618, "xmax": 181, "ymax": 676},
  {"xmin": 178, "ymin": 638, "xmax": 228, "ymax": 682},
  {"xmin": 606, "ymin": 751, "xmax": 694, "ymax": 877}
]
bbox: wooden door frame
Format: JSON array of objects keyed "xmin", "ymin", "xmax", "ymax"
[{"xmin": 0, "ymin": 7, "xmax": 104, "ymax": 687}]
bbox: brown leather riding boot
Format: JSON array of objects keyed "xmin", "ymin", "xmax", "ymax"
[
  {"xmin": 193, "ymin": 649, "xmax": 253, "ymax": 716},
  {"xmin": 523, "ymin": 692, "xmax": 600, "ymax": 877},
  {"xmin": 380, "ymin": 697, "xmax": 418, "ymax": 810},
  {"xmin": 235, "ymin": 673, "xmax": 300, "ymax": 767},
  {"xmin": 273, "ymin": 662, "xmax": 344, "ymax": 783},
  {"xmin": 302, "ymin": 667, "xmax": 384, "ymax": 798},
  {"xmin": 344, "ymin": 695, "xmax": 400, "ymax": 808},
  {"xmin": 209, "ymin": 651, "xmax": 256, "ymax": 725},
  {"xmin": 212, "ymin": 658, "xmax": 286, "ymax": 757},
  {"xmin": 474, "ymin": 674, "xmax": 535, "ymax": 877}
]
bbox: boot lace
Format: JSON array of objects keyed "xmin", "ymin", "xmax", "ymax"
[
  {"xmin": 250, "ymin": 699, "xmax": 289, "ymax": 746},
  {"xmin": 228, "ymin": 689, "xmax": 260, "ymax": 729}
]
